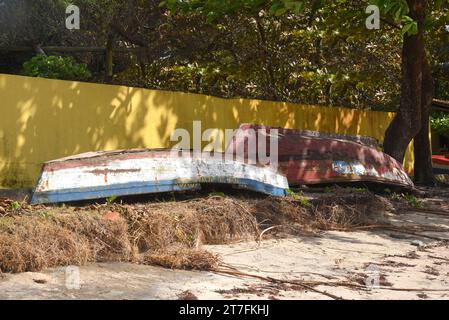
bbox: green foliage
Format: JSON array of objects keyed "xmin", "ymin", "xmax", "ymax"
[
  {"xmin": 162, "ymin": 0, "xmax": 420, "ymax": 35},
  {"xmin": 10, "ymin": 201, "xmax": 21, "ymax": 211},
  {"xmin": 0, "ymin": 0, "xmax": 70, "ymax": 45},
  {"xmin": 155, "ymin": 0, "xmax": 419, "ymax": 110},
  {"xmin": 1, "ymin": 0, "xmax": 447, "ymax": 113},
  {"xmin": 372, "ymin": 0, "xmax": 417, "ymax": 35},
  {"xmin": 22, "ymin": 55, "xmax": 92, "ymax": 81},
  {"xmin": 389, "ymin": 192, "xmax": 423, "ymax": 208},
  {"xmin": 436, "ymin": 78, "xmax": 449, "ymax": 101},
  {"xmin": 324, "ymin": 186, "xmax": 368, "ymax": 194},
  {"xmin": 39, "ymin": 211, "xmax": 53, "ymax": 218},
  {"xmin": 390, "ymin": 192, "xmax": 401, "ymax": 200},
  {"xmin": 285, "ymin": 188, "xmax": 297, "ymax": 197},
  {"xmin": 106, "ymin": 195, "xmax": 118, "ymax": 205},
  {"xmin": 431, "ymin": 112, "xmax": 449, "ymax": 139},
  {"xmin": 161, "ymin": 0, "xmax": 306, "ymax": 20},
  {"xmin": 373, "ymin": 0, "xmax": 409, "ymax": 17},
  {"xmin": 347, "ymin": 187, "xmax": 368, "ymax": 193},
  {"xmin": 269, "ymin": 1, "xmax": 305, "ymax": 16},
  {"xmin": 403, "ymin": 193, "xmax": 423, "ymax": 208},
  {"xmin": 209, "ymin": 192, "xmax": 226, "ymax": 197},
  {"xmin": 286, "ymin": 189, "xmax": 312, "ymax": 207},
  {"xmin": 299, "ymin": 197, "xmax": 312, "ymax": 208}
]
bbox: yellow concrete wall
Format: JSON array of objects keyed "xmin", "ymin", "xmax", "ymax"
[{"xmin": 0, "ymin": 73, "xmax": 413, "ymax": 188}]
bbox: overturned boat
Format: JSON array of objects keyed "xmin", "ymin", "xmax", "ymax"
[
  {"xmin": 31, "ymin": 149, "xmax": 288, "ymax": 204},
  {"xmin": 227, "ymin": 124, "xmax": 414, "ymax": 189},
  {"xmin": 432, "ymin": 155, "xmax": 449, "ymax": 175}
]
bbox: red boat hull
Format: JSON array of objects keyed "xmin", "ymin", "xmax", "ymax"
[
  {"xmin": 227, "ymin": 124, "xmax": 414, "ymax": 188},
  {"xmin": 432, "ymin": 155, "xmax": 449, "ymax": 175}
]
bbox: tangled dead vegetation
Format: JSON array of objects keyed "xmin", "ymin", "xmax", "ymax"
[
  {"xmin": 308, "ymin": 191, "xmax": 393, "ymax": 230},
  {"xmin": 0, "ymin": 211, "xmax": 132, "ymax": 273},
  {"xmin": 0, "ymin": 191, "xmax": 395, "ymax": 273},
  {"xmin": 143, "ymin": 248, "xmax": 219, "ymax": 270}
]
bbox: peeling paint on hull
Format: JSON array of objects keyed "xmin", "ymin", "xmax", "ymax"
[
  {"xmin": 31, "ymin": 149, "xmax": 288, "ymax": 204},
  {"xmin": 228, "ymin": 124, "xmax": 414, "ymax": 189},
  {"xmin": 433, "ymin": 155, "xmax": 449, "ymax": 175}
]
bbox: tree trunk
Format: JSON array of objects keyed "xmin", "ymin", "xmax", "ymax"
[
  {"xmin": 414, "ymin": 57, "xmax": 435, "ymax": 185},
  {"xmin": 383, "ymin": 0, "xmax": 426, "ymax": 163},
  {"xmin": 33, "ymin": 44, "xmax": 47, "ymax": 57}
]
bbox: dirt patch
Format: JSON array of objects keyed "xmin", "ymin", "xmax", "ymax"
[
  {"xmin": 177, "ymin": 290, "xmax": 199, "ymax": 300},
  {"xmin": 349, "ymin": 272, "xmax": 394, "ymax": 288},
  {"xmin": 424, "ymin": 266, "xmax": 440, "ymax": 276},
  {"xmin": 0, "ymin": 192, "xmax": 395, "ymax": 274}
]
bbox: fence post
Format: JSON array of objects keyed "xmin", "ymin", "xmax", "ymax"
[{"xmin": 105, "ymin": 34, "xmax": 114, "ymax": 82}]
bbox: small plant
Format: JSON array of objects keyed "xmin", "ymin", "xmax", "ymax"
[
  {"xmin": 23, "ymin": 55, "xmax": 92, "ymax": 81},
  {"xmin": 389, "ymin": 192, "xmax": 423, "ymax": 208},
  {"xmin": 286, "ymin": 189, "xmax": 312, "ymax": 207},
  {"xmin": 403, "ymin": 194, "xmax": 423, "ymax": 209},
  {"xmin": 299, "ymin": 197, "xmax": 312, "ymax": 208},
  {"xmin": 384, "ymin": 188, "xmax": 392, "ymax": 194},
  {"xmin": 390, "ymin": 192, "xmax": 402, "ymax": 201},
  {"xmin": 209, "ymin": 192, "xmax": 225, "ymax": 198},
  {"xmin": 10, "ymin": 201, "xmax": 21, "ymax": 211},
  {"xmin": 285, "ymin": 188, "xmax": 298, "ymax": 198},
  {"xmin": 106, "ymin": 195, "xmax": 118, "ymax": 205},
  {"xmin": 347, "ymin": 187, "xmax": 368, "ymax": 193},
  {"xmin": 39, "ymin": 211, "xmax": 53, "ymax": 218},
  {"xmin": 286, "ymin": 188, "xmax": 305, "ymax": 199}
]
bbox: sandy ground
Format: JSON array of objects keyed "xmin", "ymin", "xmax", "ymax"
[{"xmin": 1, "ymin": 193, "xmax": 449, "ymax": 300}]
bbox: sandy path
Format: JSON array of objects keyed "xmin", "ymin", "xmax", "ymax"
[
  {"xmin": 1, "ymin": 204, "xmax": 448, "ymax": 300},
  {"xmin": 2, "ymin": 187, "xmax": 449, "ymax": 300}
]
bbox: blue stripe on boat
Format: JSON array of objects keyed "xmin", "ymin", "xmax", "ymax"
[
  {"xmin": 433, "ymin": 167, "xmax": 449, "ymax": 175},
  {"xmin": 30, "ymin": 178, "xmax": 286, "ymax": 204}
]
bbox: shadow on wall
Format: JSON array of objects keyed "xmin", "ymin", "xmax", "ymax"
[{"xmin": 0, "ymin": 74, "xmax": 411, "ymax": 188}]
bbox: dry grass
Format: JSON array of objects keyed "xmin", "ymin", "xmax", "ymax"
[
  {"xmin": 0, "ymin": 215, "xmax": 92, "ymax": 273},
  {"xmin": 54, "ymin": 211, "xmax": 135, "ymax": 262},
  {"xmin": 116, "ymin": 197, "xmax": 260, "ymax": 248},
  {"xmin": 308, "ymin": 191, "xmax": 391, "ymax": 230},
  {"xmin": 0, "ymin": 191, "xmax": 392, "ymax": 273},
  {"xmin": 143, "ymin": 247, "xmax": 219, "ymax": 270}
]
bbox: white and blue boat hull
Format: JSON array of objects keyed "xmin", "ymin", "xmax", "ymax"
[{"xmin": 31, "ymin": 150, "xmax": 288, "ymax": 204}]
